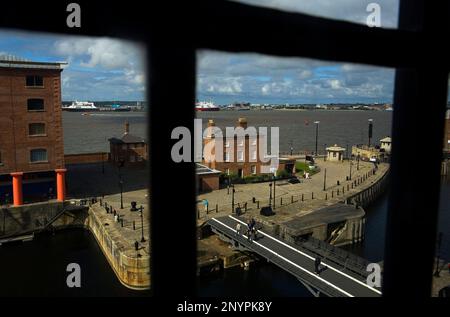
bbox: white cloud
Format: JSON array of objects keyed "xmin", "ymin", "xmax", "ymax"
[
  {"xmin": 54, "ymin": 36, "xmax": 146, "ymax": 99},
  {"xmin": 198, "ymin": 50, "xmax": 395, "ymax": 103}
]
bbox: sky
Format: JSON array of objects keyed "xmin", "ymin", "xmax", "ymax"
[
  {"xmin": 0, "ymin": 29, "xmax": 146, "ymax": 101},
  {"xmin": 1, "ymin": 0, "xmax": 448, "ymax": 104},
  {"xmin": 197, "ymin": 0, "xmax": 400, "ymax": 105}
]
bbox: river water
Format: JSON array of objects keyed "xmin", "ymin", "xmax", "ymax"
[{"xmin": 0, "ymin": 110, "xmax": 448, "ymax": 296}]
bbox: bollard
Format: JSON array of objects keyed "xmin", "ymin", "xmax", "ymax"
[
  {"xmin": 245, "ymin": 202, "xmax": 247, "ymax": 211},
  {"xmin": 257, "ymin": 201, "xmax": 260, "ymax": 209},
  {"xmin": 121, "ymin": 218, "xmax": 124, "ymax": 227},
  {"xmin": 337, "ymin": 189, "xmax": 340, "ymax": 195},
  {"xmin": 332, "ymin": 191, "xmax": 334, "ymax": 198},
  {"xmin": 325, "ymin": 193, "xmax": 328, "ymax": 200},
  {"xmin": 280, "ymin": 197, "xmax": 283, "ymax": 205},
  {"xmin": 347, "ymin": 184, "xmax": 350, "ymax": 191},
  {"xmin": 311, "ymin": 192, "xmax": 314, "ymax": 199},
  {"xmin": 216, "ymin": 204, "xmax": 218, "ymax": 213},
  {"xmin": 291, "ymin": 196, "xmax": 294, "ymax": 204},
  {"xmin": 133, "ymin": 221, "xmax": 136, "ymax": 230}
]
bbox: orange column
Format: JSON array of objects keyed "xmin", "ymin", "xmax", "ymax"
[
  {"xmin": 10, "ymin": 172, "xmax": 24, "ymax": 206},
  {"xmin": 55, "ymin": 169, "xmax": 67, "ymax": 202}
]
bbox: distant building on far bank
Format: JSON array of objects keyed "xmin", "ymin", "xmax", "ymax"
[
  {"xmin": 109, "ymin": 121, "xmax": 148, "ymax": 164},
  {"xmin": 0, "ymin": 55, "xmax": 67, "ymax": 206}
]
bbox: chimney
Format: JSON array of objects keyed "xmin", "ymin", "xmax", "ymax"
[
  {"xmin": 124, "ymin": 121, "xmax": 130, "ymax": 134},
  {"xmin": 238, "ymin": 117, "xmax": 247, "ymax": 129}
]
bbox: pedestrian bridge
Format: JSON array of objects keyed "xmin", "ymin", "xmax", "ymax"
[{"xmin": 208, "ymin": 215, "xmax": 382, "ymax": 297}]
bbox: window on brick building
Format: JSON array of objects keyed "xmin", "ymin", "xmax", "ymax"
[
  {"xmin": 27, "ymin": 98, "xmax": 44, "ymax": 111},
  {"xmin": 237, "ymin": 150, "xmax": 244, "ymax": 161},
  {"xmin": 30, "ymin": 149, "xmax": 47, "ymax": 163},
  {"xmin": 26, "ymin": 75, "xmax": 43, "ymax": 87},
  {"xmin": 225, "ymin": 152, "xmax": 230, "ymax": 162},
  {"xmin": 29, "ymin": 123, "xmax": 46, "ymax": 136},
  {"xmin": 251, "ymin": 165, "xmax": 256, "ymax": 175}
]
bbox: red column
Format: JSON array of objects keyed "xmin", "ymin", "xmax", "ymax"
[
  {"xmin": 10, "ymin": 172, "xmax": 23, "ymax": 206},
  {"xmin": 55, "ymin": 169, "xmax": 67, "ymax": 202}
]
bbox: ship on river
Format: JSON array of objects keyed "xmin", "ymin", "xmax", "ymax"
[{"xmin": 62, "ymin": 101, "xmax": 98, "ymax": 112}]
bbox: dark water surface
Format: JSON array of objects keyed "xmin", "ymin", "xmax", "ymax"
[{"xmin": 0, "ymin": 229, "xmax": 150, "ymax": 297}]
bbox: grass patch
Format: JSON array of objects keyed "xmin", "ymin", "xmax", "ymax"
[{"xmin": 295, "ymin": 161, "xmax": 319, "ymax": 175}]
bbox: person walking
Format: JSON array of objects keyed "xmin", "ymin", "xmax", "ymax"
[{"xmin": 314, "ymin": 256, "xmax": 322, "ymax": 274}]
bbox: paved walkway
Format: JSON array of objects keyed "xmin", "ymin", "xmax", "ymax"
[
  {"xmin": 66, "ymin": 162, "xmax": 150, "ymax": 256},
  {"xmin": 90, "ymin": 190, "xmax": 150, "ymax": 256},
  {"xmin": 197, "ymin": 161, "xmax": 389, "ymax": 225}
]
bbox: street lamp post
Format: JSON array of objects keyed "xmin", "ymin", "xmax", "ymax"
[
  {"xmin": 349, "ymin": 160, "xmax": 353, "ymax": 180},
  {"xmin": 269, "ymin": 182, "xmax": 272, "ymax": 207},
  {"xmin": 140, "ymin": 205, "xmax": 146, "ymax": 243},
  {"xmin": 323, "ymin": 168, "xmax": 327, "ymax": 191},
  {"xmin": 273, "ymin": 174, "xmax": 276, "ymax": 209},
  {"xmin": 231, "ymin": 184, "xmax": 235, "ymax": 213},
  {"xmin": 118, "ymin": 160, "xmax": 124, "ymax": 209},
  {"xmin": 368, "ymin": 119, "xmax": 373, "ymax": 148},
  {"xmin": 314, "ymin": 121, "xmax": 320, "ymax": 156}
]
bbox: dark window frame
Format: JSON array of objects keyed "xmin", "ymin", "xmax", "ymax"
[
  {"xmin": 27, "ymin": 98, "xmax": 45, "ymax": 112},
  {"xmin": 26, "ymin": 75, "xmax": 44, "ymax": 87},
  {"xmin": 29, "ymin": 148, "xmax": 48, "ymax": 163},
  {"xmin": 28, "ymin": 122, "xmax": 46, "ymax": 136},
  {"xmin": 1, "ymin": 0, "xmax": 448, "ymax": 298}
]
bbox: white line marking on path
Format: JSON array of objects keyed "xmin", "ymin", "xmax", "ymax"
[
  {"xmin": 211, "ymin": 218, "xmax": 354, "ymax": 297},
  {"xmin": 228, "ymin": 215, "xmax": 382, "ymax": 295}
]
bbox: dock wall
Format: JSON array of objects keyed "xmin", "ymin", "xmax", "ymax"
[
  {"xmin": 85, "ymin": 207, "xmax": 150, "ymax": 290},
  {"xmin": 346, "ymin": 168, "xmax": 389, "ymax": 208}
]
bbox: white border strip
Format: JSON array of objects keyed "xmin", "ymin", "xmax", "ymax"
[
  {"xmin": 211, "ymin": 217, "xmax": 354, "ymax": 297},
  {"xmin": 229, "ymin": 215, "xmax": 382, "ymax": 295}
]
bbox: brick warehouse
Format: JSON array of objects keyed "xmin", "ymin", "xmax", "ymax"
[
  {"xmin": 0, "ymin": 55, "xmax": 67, "ymax": 206},
  {"xmin": 203, "ymin": 117, "xmax": 265, "ymax": 178}
]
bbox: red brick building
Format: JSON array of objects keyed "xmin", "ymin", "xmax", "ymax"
[
  {"xmin": 203, "ymin": 118, "xmax": 265, "ymax": 178},
  {"xmin": 109, "ymin": 121, "xmax": 148, "ymax": 164},
  {"xmin": 0, "ymin": 56, "xmax": 67, "ymax": 206}
]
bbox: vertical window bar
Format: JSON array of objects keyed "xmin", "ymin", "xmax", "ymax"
[
  {"xmin": 383, "ymin": 0, "xmax": 449, "ymax": 297},
  {"xmin": 149, "ymin": 44, "xmax": 197, "ymax": 296}
]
